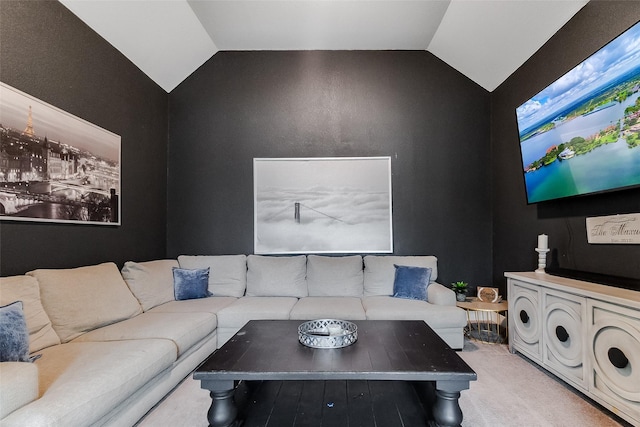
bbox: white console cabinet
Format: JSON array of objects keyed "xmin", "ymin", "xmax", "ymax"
[{"xmin": 506, "ymin": 272, "xmax": 640, "ymax": 426}]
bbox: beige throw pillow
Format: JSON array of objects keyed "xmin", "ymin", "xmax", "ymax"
[
  {"xmin": 0, "ymin": 275, "xmax": 61, "ymax": 353},
  {"xmin": 121, "ymin": 259, "xmax": 179, "ymax": 311},
  {"xmin": 246, "ymin": 255, "xmax": 308, "ymax": 297},
  {"xmin": 27, "ymin": 262, "xmax": 142, "ymax": 342},
  {"xmin": 306, "ymin": 255, "xmax": 364, "ymax": 297}
]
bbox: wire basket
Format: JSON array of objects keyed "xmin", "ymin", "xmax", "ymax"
[{"xmin": 298, "ymin": 319, "xmax": 358, "ymax": 349}]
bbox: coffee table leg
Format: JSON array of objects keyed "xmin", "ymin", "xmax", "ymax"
[
  {"xmin": 433, "ymin": 380, "xmax": 469, "ymax": 426},
  {"xmin": 200, "ymin": 380, "xmax": 238, "ymax": 427}
]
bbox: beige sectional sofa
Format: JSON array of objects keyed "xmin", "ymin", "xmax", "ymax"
[{"xmin": 0, "ymin": 254, "xmax": 466, "ymax": 426}]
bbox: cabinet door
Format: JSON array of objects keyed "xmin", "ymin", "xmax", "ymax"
[
  {"xmin": 588, "ymin": 300, "xmax": 640, "ymax": 423},
  {"xmin": 543, "ymin": 289, "xmax": 587, "ymax": 390},
  {"xmin": 508, "ymin": 279, "xmax": 542, "ymax": 362}
]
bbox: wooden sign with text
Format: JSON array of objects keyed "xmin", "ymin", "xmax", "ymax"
[
  {"xmin": 477, "ymin": 287, "xmax": 501, "ymax": 303},
  {"xmin": 586, "ymin": 213, "xmax": 640, "ymax": 244}
]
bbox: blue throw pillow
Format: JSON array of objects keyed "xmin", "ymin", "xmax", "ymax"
[
  {"xmin": 392, "ymin": 265, "xmax": 432, "ymax": 302},
  {"xmin": 172, "ymin": 267, "xmax": 212, "ymax": 301},
  {"xmin": 0, "ymin": 301, "xmax": 30, "ymax": 362}
]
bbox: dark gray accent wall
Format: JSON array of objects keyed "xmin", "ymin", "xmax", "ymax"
[
  {"xmin": 168, "ymin": 50, "xmax": 492, "ymax": 288},
  {"xmin": 0, "ymin": 1, "xmax": 168, "ymax": 276},
  {"xmin": 492, "ymin": 1, "xmax": 640, "ymax": 291}
]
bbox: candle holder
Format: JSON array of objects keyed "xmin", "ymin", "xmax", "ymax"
[{"xmin": 535, "ymin": 248, "xmax": 550, "ymax": 273}]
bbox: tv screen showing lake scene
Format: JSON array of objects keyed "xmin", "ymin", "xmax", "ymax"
[{"xmin": 516, "ymin": 20, "xmax": 640, "ymax": 204}]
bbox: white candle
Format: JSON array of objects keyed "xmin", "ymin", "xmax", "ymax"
[{"xmin": 537, "ymin": 234, "xmax": 548, "ymax": 250}]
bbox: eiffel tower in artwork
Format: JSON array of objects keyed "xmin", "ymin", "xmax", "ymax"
[{"xmin": 22, "ymin": 105, "xmax": 35, "ymax": 137}]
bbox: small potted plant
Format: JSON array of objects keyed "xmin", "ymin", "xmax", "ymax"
[{"xmin": 451, "ymin": 281, "xmax": 469, "ymax": 302}]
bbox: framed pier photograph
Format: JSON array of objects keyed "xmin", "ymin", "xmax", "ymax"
[{"xmin": 254, "ymin": 157, "xmax": 393, "ymax": 254}]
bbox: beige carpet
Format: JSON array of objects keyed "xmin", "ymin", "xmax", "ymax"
[{"xmin": 137, "ymin": 339, "xmax": 627, "ymax": 426}]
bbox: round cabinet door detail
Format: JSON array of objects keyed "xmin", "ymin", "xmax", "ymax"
[
  {"xmin": 545, "ymin": 302, "xmax": 583, "ymax": 368},
  {"xmin": 590, "ymin": 318, "xmax": 640, "ymax": 402},
  {"xmin": 512, "ymin": 291, "xmax": 539, "ymax": 345}
]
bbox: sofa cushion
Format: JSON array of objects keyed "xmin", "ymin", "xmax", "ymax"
[
  {"xmin": 148, "ymin": 296, "xmax": 237, "ymax": 314},
  {"xmin": 0, "ymin": 275, "xmax": 60, "ymax": 353},
  {"xmin": 178, "ymin": 255, "xmax": 247, "ymax": 297},
  {"xmin": 121, "ymin": 259, "xmax": 179, "ymax": 311},
  {"xmin": 246, "ymin": 255, "xmax": 308, "ymax": 297},
  {"xmin": 289, "ymin": 297, "xmax": 366, "ymax": 320},
  {"xmin": 72, "ymin": 311, "xmax": 216, "ymax": 357},
  {"xmin": 362, "ymin": 296, "xmax": 466, "ymax": 329},
  {"xmin": 0, "ymin": 361, "xmax": 38, "ymax": 419},
  {"xmin": 0, "ymin": 302, "xmax": 30, "ymax": 362},
  {"xmin": 216, "ymin": 296, "xmax": 298, "ymax": 328},
  {"xmin": 0, "ymin": 339, "xmax": 175, "ymax": 427},
  {"xmin": 363, "ymin": 256, "xmax": 438, "ymax": 297},
  {"xmin": 306, "ymin": 255, "xmax": 363, "ymax": 297},
  {"xmin": 28, "ymin": 263, "xmax": 142, "ymax": 343},
  {"xmin": 392, "ymin": 265, "xmax": 432, "ymax": 301},
  {"xmin": 172, "ymin": 267, "xmax": 212, "ymax": 301}
]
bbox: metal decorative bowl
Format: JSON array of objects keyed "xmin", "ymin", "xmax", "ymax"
[{"xmin": 298, "ymin": 319, "xmax": 358, "ymax": 349}]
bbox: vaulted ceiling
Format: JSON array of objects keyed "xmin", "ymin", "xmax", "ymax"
[{"xmin": 59, "ymin": 0, "xmax": 589, "ymax": 93}]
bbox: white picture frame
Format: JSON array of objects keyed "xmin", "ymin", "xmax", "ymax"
[
  {"xmin": 0, "ymin": 82, "xmax": 121, "ymax": 225},
  {"xmin": 254, "ymin": 157, "xmax": 393, "ymax": 254}
]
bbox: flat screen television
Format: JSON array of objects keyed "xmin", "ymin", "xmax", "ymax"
[{"xmin": 515, "ymin": 20, "xmax": 640, "ymax": 204}]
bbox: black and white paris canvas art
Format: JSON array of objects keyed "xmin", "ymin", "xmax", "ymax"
[
  {"xmin": 254, "ymin": 157, "xmax": 393, "ymax": 254},
  {"xmin": 0, "ymin": 82, "xmax": 121, "ymax": 225}
]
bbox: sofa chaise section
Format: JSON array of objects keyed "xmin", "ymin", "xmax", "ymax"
[
  {"xmin": 1, "ymin": 339, "xmax": 176, "ymax": 427},
  {"xmin": 71, "ymin": 311, "xmax": 216, "ymax": 357},
  {"xmin": 1, "ymin": 261, "xmax": 223, "ymax": 427},
  {"xmin": 0, "ymin": 361, "xmax": 38, "ymax": 420}
]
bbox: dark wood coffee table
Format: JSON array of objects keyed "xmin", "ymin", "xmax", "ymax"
[{"xmin": 194, "ymin": 320, "xmax": 476, "ymax": 427}]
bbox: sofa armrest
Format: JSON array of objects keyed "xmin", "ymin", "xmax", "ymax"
[
  {"xmin": 427, "ymin": 282, "xmax": 456, "ymax": 306},
  {"xmin": 0, "ymin": 362, "xmax": 39, "ymax": 419}
]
